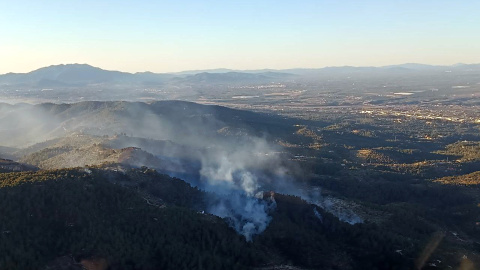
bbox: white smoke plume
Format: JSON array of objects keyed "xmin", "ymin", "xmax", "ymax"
[
  {"xmin": 208, "ymin": 192, "xmax": 276, "ymax": 241},
  {"xmin": 299, "ymin": 187, "xmax": 364, "ymax": 225},
  {"xmin": 0, "ymin": 100, "xmax": 366, "ymax": 239},
  {"xmin": 195, "ymin": 138, "xmax": 285, "ymax": 240},
  {"xmin": 0, "ymin": 101, "xmax": 289, "ymax": 240},
  {"xmin": 313, "ymin": 207, "xmax": 323, "ymax": 223},
  {"xmin": 318, "ymin": 197, "xmax": 363, "ymax": 225}
]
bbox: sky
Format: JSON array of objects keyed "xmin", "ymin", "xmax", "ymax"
[{"xmin": 0, "ymin": 0, "xmax": 479, "ymax": 74}]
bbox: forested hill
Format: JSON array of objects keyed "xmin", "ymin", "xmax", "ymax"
[
  {"xmin": 0, "ymin": 100, "xmax": 304, "ymax": 148},
  {"xmin": 0, "ymin": 158, "xmax": 37, "ymax": 173},
  {"xmin": 0, "ymin": 166, "xmax": 422, "ymax": 270},
  {"xmin": 0, "ymin": 167, "xmax": 262, "ymax": 270}
]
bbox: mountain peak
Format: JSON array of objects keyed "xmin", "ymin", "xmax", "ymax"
[{"xmin": 31, "ymin": 63, "xmax": 103, "ymax": 73}]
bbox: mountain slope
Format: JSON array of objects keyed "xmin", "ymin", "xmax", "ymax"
[
  {"xmin": 0, "ymin": 167, "xmax": 426, "ymax": 269},
  {"xmin": 0, "ymin": 64, "xmax": 293, "ymax": 87},
  {"xmin": 0, "ymin": 158, "xmax": 37, "ymax": 173},
  {"xmin": 0, "ymin": 168, "xmax": 264, "ymax": 270},
  {"xmin": 0, "ymin": 100, "xmax": 302, "ymax": 147},
  {"xmin": 0, "ymin": 64, "xmax": 169, "ymax": 86}
]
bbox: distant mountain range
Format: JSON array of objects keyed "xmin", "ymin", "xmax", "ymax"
[
  {"xmin": 171, "ymin": 63, "xmax": 480, "ymax": 75},
  {"xmin": 0, "ymin": 64, "xmax": 172, "ymax": 87},
  {"xmin": 0, "ymin": 64, "xmax": 295, "ymax": 87},
  {"xmin": 0, "ymin": 63, "xmax": 479, "ymax": 88}
]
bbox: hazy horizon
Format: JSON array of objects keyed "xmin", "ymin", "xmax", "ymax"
[
  {"xmin": 1, "ymin": 61, "xmax": 480, "ymax": 76},
  {"xmin": 1, "ymin": 0, "xmax": 479, "ymax": 74}
]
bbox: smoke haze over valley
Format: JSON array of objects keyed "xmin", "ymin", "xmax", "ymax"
[
  {"xmin": 0, "ymin": 101, "xmax": 303, "ymax": 240},
  {"xmin": 1, "ymin": 60, "xmax": 480, "ymax": 268},
  {"xmin": 2, "ymin": 1, "xmax": 480, "ymax": 268},
  {"xmin": 0, "ymin": 60, "xmax": 480, "ymax": 269}
]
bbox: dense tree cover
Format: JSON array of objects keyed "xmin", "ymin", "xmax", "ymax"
[
  {"xmin": 435, "ymin": 171, "xmax": 480, "ymax": 186},
  {"xmin": 1, "ymin": 167, "xmax": 479, "ymax": 269},
  {"xmin": 259, "ymin": 193, "xmax": 417, "ymax": 270},
  {"xmin": 437, "ymin": 141, "xmax": 480, "ymax": 161},
  {"xmin": 308, "ymin": 169, "xmax": 480, "ymax": 267},
  {"xmin": 97, "ymin": 166, "xmax": 207, "ymax": 209},
  {"xmin": 0, "ymin": 169, "xmax": 264, "ymax": 269},
  {"xmin": 312, "ymin": 169, "xmax": 476, "ymax": 208},
  {"xmin": 312, "ymin": 172, "xmax": 480, "ymax": 231}
]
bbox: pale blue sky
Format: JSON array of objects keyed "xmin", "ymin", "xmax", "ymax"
[{"xmin": 0, "ymin": 0, "xmax": 479, "ymax": 73}]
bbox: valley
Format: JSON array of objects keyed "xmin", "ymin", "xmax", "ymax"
[
  {"xmin": 0, "ymin": 64, "xmax": 480, "ymax": 269},
  {"xmin": 3, "ymin": 0, "xmax": 480, "ymax": 268}
]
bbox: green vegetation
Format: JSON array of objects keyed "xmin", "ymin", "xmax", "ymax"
[
  {"xmin": 0, "ymin": 167, "xmax": 458, "ymax": 270},
  {"xmin": 437, "ymin": 141, "xmax": 480, "ymax": 161},
  {"xmin": 435, "ymin": 171, "xmax": 480, "ymax": 186},
  {"xmin": 260, "ymin": 193, "xmax": 416, "ymax": 270},
  {"xmin": 0, "ymin": 169, "xmax": 263, "ymax": 270},
  {"xmin": 2, "ymin": 100, "xmax": 480, "ymax": 269}
]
